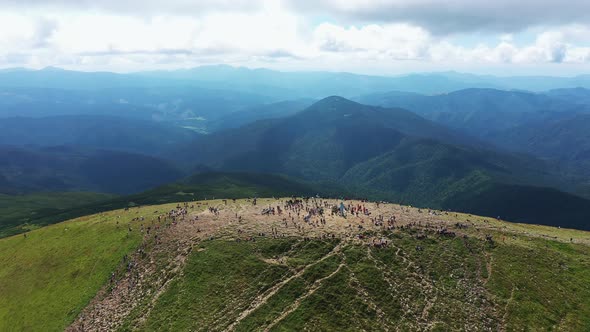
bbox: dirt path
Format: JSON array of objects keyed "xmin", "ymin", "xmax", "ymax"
[
  {"xmin": 65, "ymin": 198, "xmax": 534, "ymax": 331},
  {"xmin": 500, "ymin": 286, "xmax": 516, "ymax": 331},
  {"xmin": 346, "ymin": 266, "xmax": 392, "ymax": 331},
  {"xmin": 484, "ymin": 252, "xmax": 493, "ymax": 285},
  {"xmin": 226, "ymin": 242, "xmax": 343, "ymax": 331},
  {"xmin": 263, "ymin": 262, "xmax": 346, "ymax": 332},
  {"xmin": 67, "ymin": 205, "xmax": 224, "ymax": 332}
]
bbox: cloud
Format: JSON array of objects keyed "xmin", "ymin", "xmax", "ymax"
[
  {"xmin": 263, "ymin": 49, "xmax": 303, "ymax": 59},
  {"xmin": 286, "ymin": 0, "xmax": 590, "ymax": 34},
  {"xmin": 10, "ymin": 0, "xmax": 590, "ymax": 35},
  {"xmin": 309, "ymin": 22, "xmax": 590, "ymax": 66},
  {"xmin": 313, "ymin": 23, "xmax": 431, "ymax": 60},
  {"xmin": 430, "ymin": 26, "xmax": 590, "ymax": 65},
  {"xmin": 31, "ymin": 18, "xmax": 58, "ymax": 48},
  {"xmin": 0, "ymin": 0, "xmax": 265, "ymax": 16},
  {"xmin": 0, "ymin": 2, "xmax": 589, "ymax": 73}
]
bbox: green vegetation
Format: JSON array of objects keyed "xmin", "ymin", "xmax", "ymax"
[
  {"xmin": 342, "ymin": 139, "xmax": 590, "ymax": 230},
  {"xmin": 492, "ymin": 113, "xmax": 590, "ymax": 178},
  {"xmin": 127, "ymin": 234, "xmax": 589, "ymax": 331},
  {"xmin": 0, "ymin": 198, "xmax": 588, "ymax": 331},
  {"xmin": 486, "ymin": 237, "xmax": 590, "ymax": 331},
  {"xmin": 341, "ymin": 139, "xmax": 496, "ymax": 206},
  {"xmin": 0, "ymin": 192, "xmax": 114, "ymax": 238},
  {"xmin": 0, "ymin": 203, "xmax": 177, "ymax": 331}
]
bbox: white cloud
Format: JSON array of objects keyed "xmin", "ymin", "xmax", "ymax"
[
  {"xmin": 0, "ymin": 13, "xmax": 40, "ymax": 50},
  {"xmin": 286, "ymin": 0, "xmax": 590, "ymax": 34},
  {"xmin": 0, "ymin": 4, "xmax": 589, "ymax": 73},
  {"xmin": 313, "ymin": 23, "xmax": 431, "ymax": 60},
  {"xmin": 52, "ymin": 14, "xmax": 200, "ymax": 54},
  {"xmin": 1, "ymin": 0, "xmax": 265, "ymax": 16},
  {"xmin": 8, "ymin": 0, "xmax": 590, "ymax": 36}
]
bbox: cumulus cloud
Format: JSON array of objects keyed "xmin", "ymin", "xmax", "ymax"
[
  {"xmin": 313, "ymin": 23, "xmax": 431, "ymax": 60},
  {"xmin": 285, "ymin": 0, "xmax": 590, "ymax": 34},
  {"xmin": 6, "ymin": 0, "xmax": 590, "ymax": 35},
  {"xmin": 309, "ymin": 22, "xmax": 590, "ymax": 66},
  {"xmin": 0, "ymin": 1, "xmax": 589, "ymax": 73}
]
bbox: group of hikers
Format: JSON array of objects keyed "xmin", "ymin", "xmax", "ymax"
[
  {"xmin": 249, "ymin": 197, "xmax": 409, "ymax": 247},
  {"xmin": 249, "ymin": 197, "xmax": 503, "ymax": 250},
  {"xmin": 75, "ymin": 196, "xmax": 517, "ymax": 331},
  {"xmin": 111, "ymin": 203, "xmax": 201, "ymax": 285},
  {"xmin": 107, "ymin": 196, "xmax": 510, "ymax": 292}
]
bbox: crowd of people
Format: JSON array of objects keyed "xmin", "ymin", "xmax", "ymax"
[{"xmin": 106, "ymin": 196, "xmax": 495, "ymax": 292}]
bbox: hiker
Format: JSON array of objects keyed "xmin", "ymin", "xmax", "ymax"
[{"xmin": 339, "ymin": 202, "xmax": 346, "ymax": 218}]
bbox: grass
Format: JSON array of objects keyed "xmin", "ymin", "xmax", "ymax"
[
  {"xmin": 134, "ymin": 239, "xmax": 297, "ymax": 331},
  {"xmin": 0, "ymin": 203, "xmax": 179, "ymax": 331},
  {"xmin": 125, "ymin": 232, "xmax": 590, "ymax": 331},
  {"xmin": 486, "ymin": 236, "xmax": 590, "ymax": 331},
  {"xmin": 0, "ymin": 198, "xmax": 588, "ymax": 331},
  {"xmin": 132, "ymin": 233, "xmax": 590, "ymax": 331}
]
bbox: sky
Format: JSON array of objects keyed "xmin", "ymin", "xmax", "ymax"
[{"xmin": 1, "ymin": 0, "xmax": 590, "ymax": 76}]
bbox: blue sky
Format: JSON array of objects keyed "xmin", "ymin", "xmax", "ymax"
[{"xmin": 0, "ymin": 0, "xmax": 589, "ymax": 76}]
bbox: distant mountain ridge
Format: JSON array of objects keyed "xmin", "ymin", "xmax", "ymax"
[
  {"xmin": 355, "ymin": 88, "xmax": 590, "ymax": 136},
  {"xmin": 3, "ymin": 66, "xmax": 590, "ymax": 97},
  {"xmin": 173, "ymin": 96, "xmax": 590, "ymax": 229},
  {"xmin": 356, "ymin": 87, "xmax": 590, "ymax": 184},
  {"xmin": 491, "ymin": 113, "xmax": 590, "ymax": 178},
  {"xmin": 1, "ymin": 66, "xmax": 590, "ymax": 229}
]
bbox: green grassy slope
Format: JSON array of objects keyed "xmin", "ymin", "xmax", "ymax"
[
  {"xmin": 130, "ymin": 234, "xmax": 590, "ymax": 331},
  {"xmin": 0, "ymin": 192, "xmax": 114, "ymax": 238},
  {"xmin": 0, "ymin": 203, "xmax": 180, "ymax": 331},
  {"xmin": 0, "ymin": 198, "xmax": 588, "ymax": 331}
]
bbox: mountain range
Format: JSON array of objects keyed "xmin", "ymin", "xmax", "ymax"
[
  {"xmin": 1, "ymin": 66, "xmax": 590, "ymax": 231},
  {"xmin": 165, "ymin": 96, "xmax": 589, "ymax": 229}
]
